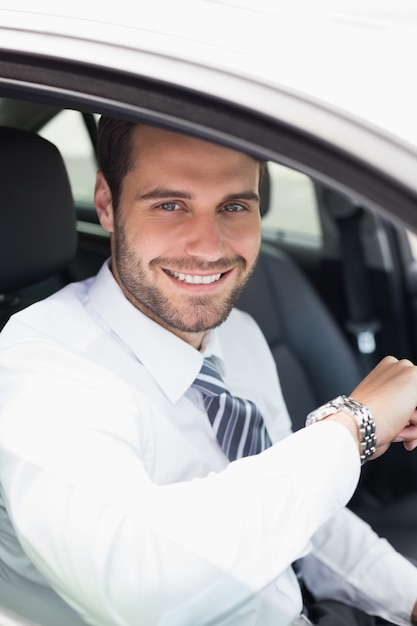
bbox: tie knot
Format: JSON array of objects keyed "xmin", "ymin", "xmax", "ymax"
[{"xmin": 193, "ymin": 357, "xmax": 226, "ymax": 398}]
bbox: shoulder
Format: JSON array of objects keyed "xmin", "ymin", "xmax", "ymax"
[{"xmin": 0, "ymin": 276, "xmax": 99, "ymax": 350}]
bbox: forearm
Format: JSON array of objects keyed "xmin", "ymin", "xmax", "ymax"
[{"xmin": 2, "ymin": 423, "xmax": 360, "ymax": 625}]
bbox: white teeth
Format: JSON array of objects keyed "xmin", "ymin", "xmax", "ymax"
[{"xmin": 167, "ymin": 270, "xmax": 222, "ymax": 284}]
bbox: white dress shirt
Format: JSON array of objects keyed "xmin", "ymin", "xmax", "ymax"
[{"xmin": 0, "ymin": 261, "xmax": 416, "ymax": 626}]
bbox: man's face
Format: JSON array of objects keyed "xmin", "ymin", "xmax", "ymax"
[{"xmin": 95, "ymin": 125, "xmax": 262, "ymax": 348}]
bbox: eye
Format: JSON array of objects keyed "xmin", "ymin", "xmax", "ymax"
[
  {"xmin": 222, "ymin": 202, "xmax": 245, "ymax": 212},
  {"xmin": 158, "ymin": 201, "xmax": 181, "ymax": 211}
]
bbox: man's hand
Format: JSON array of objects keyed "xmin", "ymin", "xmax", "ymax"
[{"xmin": 349, "ymin": 356, "xmax": 417, "ymax": 459}]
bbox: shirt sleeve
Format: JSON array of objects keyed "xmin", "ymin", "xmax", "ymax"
[
  {"xmin": 0, "ymin": 340, "xmax": 361, "ymax": 626},
  {"xmin": 299, "ymin": 506, "xmax": 417, "ymax": 626}
]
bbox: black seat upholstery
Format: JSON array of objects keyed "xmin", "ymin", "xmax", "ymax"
[{"xmin": 0, "ymin": 126, "xmax": 77, "ymax": 327}]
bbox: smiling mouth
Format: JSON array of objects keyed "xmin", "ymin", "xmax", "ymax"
[{"xmin": 164, "ymin": 269, "xmax": 224, "ymax": 284}]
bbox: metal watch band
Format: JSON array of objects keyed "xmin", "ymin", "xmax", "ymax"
[{"xmin": 305, "ymin": 395, "xmax": 377, "ymax": 465}]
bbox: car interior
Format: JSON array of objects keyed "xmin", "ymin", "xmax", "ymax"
[{"xmin": 1, "ymin": 96, "xmax": 417, "ymax": 621}]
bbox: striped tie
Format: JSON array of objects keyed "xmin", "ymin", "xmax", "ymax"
[{"xmin": 193, "ymin": 357, "xmax": 272, "ymax": 461}]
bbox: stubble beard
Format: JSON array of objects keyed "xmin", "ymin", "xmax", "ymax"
[{"xmin": 112, "ymin": 222, "xmax": 258, "ymax": 334}]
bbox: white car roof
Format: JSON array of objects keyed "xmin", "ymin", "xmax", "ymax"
[{"xmin": 0, "ymin": 0, "xmax": 417, "ymax": 194}]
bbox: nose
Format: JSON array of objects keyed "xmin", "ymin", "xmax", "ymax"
[{"xmin": 184, "ymin": 212, "xmax": 226, "ymax": 261}]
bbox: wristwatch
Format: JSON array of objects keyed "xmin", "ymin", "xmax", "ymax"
[{"xmin": 305, "ymin": 395, "xmax": 377, "ymax": 465}]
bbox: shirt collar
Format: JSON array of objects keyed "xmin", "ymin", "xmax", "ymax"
[{"xmin": 87, "ymin": 261, "xmax": 225, "ymax": 404}]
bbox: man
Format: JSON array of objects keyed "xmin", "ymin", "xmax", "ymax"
[{"xmin": 1, "ymin": 118, "xmax": 417, "ymax": 626}]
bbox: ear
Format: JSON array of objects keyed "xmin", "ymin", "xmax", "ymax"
[{"xmin": 95, "ymin": 171, "xmax": 115, "ymax": 233}]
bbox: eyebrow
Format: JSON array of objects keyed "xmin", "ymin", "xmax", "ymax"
[
  {"xmin": 137, "ymin": 188, "xmax": 260, "ymax": 203},
  {"xmin": 137, "ymin": 189, "xmax": 192, "ymax": 201},
  {"xmin": 223, "ymin": 191, "xmax": 260, "ymax": 203}
]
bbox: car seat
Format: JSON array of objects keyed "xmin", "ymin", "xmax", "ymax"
[{"xmin": 0, "ymin": 126, "xmax": 77, "ymax": 329}]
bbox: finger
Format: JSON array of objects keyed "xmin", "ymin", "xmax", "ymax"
[
  {"xmin": 394, "ymin": 424, "xmax": 417, "ymax": 442},
  {"xmin": 408, "ymin": 408, "xmax": 417, "ymax": 425},
  {"xmin": 403, "ymin": 439, "xmax": 417, "ymax": 452}
]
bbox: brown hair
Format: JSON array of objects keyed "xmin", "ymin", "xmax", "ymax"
[
  {"xmin": 97, "ymin": 116, "xmax": 267, "ymax": 211},
  {"xmin": 97, "ymin": 116, "xmax": 137, "ymax": 211}
]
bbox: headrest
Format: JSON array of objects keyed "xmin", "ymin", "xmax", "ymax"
[{"xmin": 0, "ymin": 127, "xmax": 77, "ymax": 293}]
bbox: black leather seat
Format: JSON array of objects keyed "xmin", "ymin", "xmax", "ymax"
[{"xmin": 0, "ymin": 126, "xmax": 77, "ymax": 328}]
